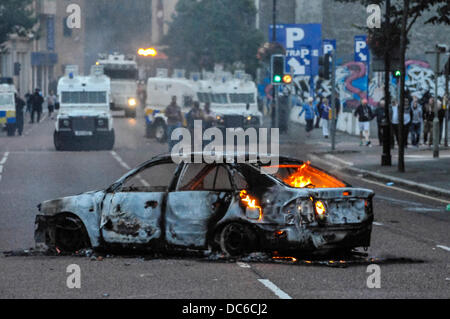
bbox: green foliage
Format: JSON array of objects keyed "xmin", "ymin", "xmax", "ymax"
[
  {"xmin": 0, "ymin": 0, "xmax": 36, "ymax": 45},
  {"xmin": 163, "ymin": 0, "xmax": 264, "ymax": 76}
]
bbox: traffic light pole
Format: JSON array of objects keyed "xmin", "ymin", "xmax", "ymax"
[
  {"xmin": 381, "ymin": 0, "xmax": 392, "ymax": 166},
  {"xmin": 331, "ymin": 51, "xmax": 337, "ymax": 151},
  {"xmin": 433, "ymin": 50, "xmax": 440, "ymax": 158}
]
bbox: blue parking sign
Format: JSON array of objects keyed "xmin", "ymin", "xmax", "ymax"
[
  {"xmin": 269, "ymin": 24, "xmax": 322, "ymax": 76},
  {"xmin": 354, "ymin": 35, "xmax": 369, "ymax": 62},
  {"xmin": 323, "ymin": 39, "xmax": 336, "ymax": 55}
]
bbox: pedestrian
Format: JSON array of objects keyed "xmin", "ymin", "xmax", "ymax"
[
  {"xmin": 437, "ymin": 98, "xmax": 445, "ymax": 144},
  {"xmin": 314, "ymin": 96, "xmax": 323, "ymax": 128},
  {"xmin": 410, "ymin": 98, "xmax": 422, "ymax": 147},
  {"xmin": 15, "ymin": 93, "xmax": 25, "ymax": 136},
  {"xmin": 298, "ymin": 97, "xmax": 315, "ymax": 137},
  {"xmin": 422, "ymin": 97, "xmax": 434, "ymax": 146},
  {"xmin": 164, "ymin": 96, "xmax": 183, "ymax": 152},
  {"xmin": 203, "ymin": 102, "xmax": 216, "ymax": 130},
  {"xmin": 390, "ymin": 99, "xmax": 400, "ymax": 148},
  {"xmin": 374, "ymin": 100, "xmax": 386, "ymax": 146},
  {"xmin": 47, "ymin": 90, "xmax": 57, "ymax": 120},
  {"xmin": 402, "ymin": 98, "xmax": 413, "ymax": 148},
  {"xmin": 354, "ymin": 98, "xmax": 373, "ymax": 146},
  {"xmin": 25, "ymin": 92, "xmax": 32, "ymax": 114},
  {"xmin": 30, "ymin": 88, "xmax": 44, "ymax": 124},
  {"xmin": 186, "ymin": 101, "xmax": 204, "ymax": 132},
  {"xmin": 320, "ymin": 98, "xmax": 331, "ymax": 138}
]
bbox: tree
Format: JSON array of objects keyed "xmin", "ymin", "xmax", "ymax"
[
  {"xmin": 163, "ymin": 0, "xmax": 264, "ymax": 76},
  {"xmin": 336, "ymin": 0, "xmax": 450, "ymax": 171},
  {"xmin": 0, "ymin": 0, "xmax": 36, "ymax": 46}
]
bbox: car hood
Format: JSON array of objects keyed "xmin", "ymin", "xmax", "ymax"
[{"xmin": 39, "ymin": 191, "xmax": 104, "ymax": 216}]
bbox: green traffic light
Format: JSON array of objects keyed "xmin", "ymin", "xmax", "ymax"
[
  {"xmin": 394, "ymin": 70, "xmax": 401, "ymax": 77},
  {"xmin": 273, "ymin": 75, "xmax": 282, "ymax": 83}
]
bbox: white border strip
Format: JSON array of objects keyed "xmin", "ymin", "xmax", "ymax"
[
  {"xmin": 436, "ymin": 245, "xmax": 450, "ymax": 252},
  {"xmin": 258, "ymin": 279, "xmax": 292, "ymax": 299}
]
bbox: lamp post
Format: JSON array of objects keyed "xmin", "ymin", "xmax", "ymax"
[{"xmin": 381, "ymin": 0, "xmax": 392, "ymax": 166}]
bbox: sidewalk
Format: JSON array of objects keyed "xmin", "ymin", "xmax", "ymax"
[{"xmin": 284, "ymin": 121, "xmax": 450, "ymax": 200}]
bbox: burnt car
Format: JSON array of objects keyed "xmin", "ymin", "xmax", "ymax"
[{"xmin": 35, "ymin": 153, "xmax": 375, "ymax": 256}]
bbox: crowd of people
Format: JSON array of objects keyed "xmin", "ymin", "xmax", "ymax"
[
  {"xmin": 10, "ymin": 88, "xmax": 59, "ymax": 137},
  {"xmin": 297, "ymin": 92, "xmax": 449, "ymax": 148}
]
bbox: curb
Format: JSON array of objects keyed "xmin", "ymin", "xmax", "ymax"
[{"xmin": 308, "ymin": 153, "xmax": 450, "ymax": 201}]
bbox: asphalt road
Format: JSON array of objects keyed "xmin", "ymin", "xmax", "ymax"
[{"xmin": 0, "ymin": 110, "xmax": 448, "ymax": 299}]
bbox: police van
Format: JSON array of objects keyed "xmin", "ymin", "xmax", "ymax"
[
  {"xmin": 54, "ymin": 65, "xmax": 114, "ymax": 151},
  {"xmin": 97, "ymin": 53, "xmax": 139, "ymax": 118},
  {"xmin": 0, "ymin": 78, "xmax": 17, "ymax": 136},
  {"xmin": 145, "ymin": 69, "xmax": 262, "ymax": 142}
]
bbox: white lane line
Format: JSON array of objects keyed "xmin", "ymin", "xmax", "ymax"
[
  {"xmin": 110, "ymin": 151, "xmax": 149, "ymax": 187},
  {"xmin": 236, "ymin": 262, "xmax": 251, "ymax": 268},
  {"xmin": 110, "ymin": 151, "xmax": 131, "ymax": 170},
  {"xmin": 373, "ymin": 222, "xmax": 384, "ymax": 226},
  {"xmin": 0, "ymin": 152, "xmax": 9, "ymax": 183},
  {"xmin": 258, "ymin": 279, "xmax": 292, "ymax": 299},
  {"xmin": 436, "ymin": 245, "xmax": 450, "ymax": 252}
]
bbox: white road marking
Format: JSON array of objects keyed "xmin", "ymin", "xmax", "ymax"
[
  {"xmin": 324, "ymin": 154, "xmax": 354, "ymax": 166},
  {"xmin": 436, "ymin": 245, "xmax": 450, "ymax": 252},
  {"xmin": 110, "ymin": 151, "xmax": 131, "ymax": 170},
  {"xmin": 236, "ymin": 262, "xmax": 251, "ymax": 268},
  {"xmin": 258, "ymin": 279, "xmax": 292, "ymax": 299},
  {"xmin": 0, "ymin": 152, "xmax": 9, "ymax": 183},
  {"xmin": 110, "ymin": 151, "xmax": 149, "ymax": 187},
  {"xmin": 373, "ymin": 222, "xmax": 384, "ymax": 226}
]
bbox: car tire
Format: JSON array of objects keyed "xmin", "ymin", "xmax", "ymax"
[
  {"xmin": 219, "ymin": 223, "xmax": 257, "ymax": 257},
  {"xmin": 105, "ymin": 129, "xmax": 115, "ymax": 150},
  {"xmin": 54, "ymin": 214, "xmax": 90, "ymax": 253},
  {"xmin": 154, "ymin": 121, "xmax": 167, "ymax": 143},
  {"xmin": 54, "ymin": 131, "xmax": 64, "ymax": 151}
]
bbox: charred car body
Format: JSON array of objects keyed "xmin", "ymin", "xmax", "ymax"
[{"xmin": 35, "ymin": 153, "xmax": 375, "ymax": 256}]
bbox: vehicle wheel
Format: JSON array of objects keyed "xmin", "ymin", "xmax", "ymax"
[
  {"xmin": 219, "ymin": 223, "xmax": 257, "ymax": 257},
  {"xmin": 54, "ymin": 131, "xmax": 63, "ymax": 151},
  {"xmin": 105, "ymin": 130, "xmax": 115, "ymax": 150},
  {"xmin": 54, "ymin": 215, "xmax": 90, "ymax": 253},
  {"xmin": 154, "ymin": 121, "xmax": 167, "ymax": 143},
  {"xmin": 6, "ymin": 124, "xmax": 15, "ymax": 137}
]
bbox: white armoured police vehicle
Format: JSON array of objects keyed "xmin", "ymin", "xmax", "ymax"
[
  {"xmin": 0, "ymin": 78, "xmax": 17, "ymax": 136},
  {"xmin": 145, "ymin": 69, "xmax": 262, "ymax": 142},
  {"xmin": 97, "ymin": 53, "xmax": 138, "ymax": 118},
  {"xmin": 54, "ymin": 65, "xmax": 114, "ymax": 151}
]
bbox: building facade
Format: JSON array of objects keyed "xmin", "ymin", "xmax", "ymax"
[{"xmin": 0, "ymin": 0, "xmax": 86, "ymax": 96}]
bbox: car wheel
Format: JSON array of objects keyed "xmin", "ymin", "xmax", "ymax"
[
  {"xmin": 54, "ymin": 215, "xmax": 90, "ymax": 253},
  {"xmin": 54, "ymin": 131, "xmax": 64, "ymax": 151},
  {"xmin": 105, "ymin": 130, "xmax": 115, "ymax": 150},
  {"xmin": 219, "ymin": 223, "xmax": 257, "ymax": 257},
  {"xmin": 154, "ymin": 121, "xmax": 167, "ymax": 143}
]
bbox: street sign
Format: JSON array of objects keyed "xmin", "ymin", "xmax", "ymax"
[
  {"xmin": 323, "ymin": 39, "xmax": 336, "ymax": 55},
  {"xmin": 269, "ymin": 24, "xmax": 322, "ymax": 76},
  {"xmin": 354, "ymin": 35, "xmax": 370, "ymax": 63}
]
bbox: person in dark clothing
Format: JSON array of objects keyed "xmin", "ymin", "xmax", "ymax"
[
  {"xmin": 354, "ymin": 99, "xmax": 374, "ymax": 146},
  {"xmin": 423, "ymin": 98, "xmax": 434, "ymax": 145},
  {"xmin": 15, "ymin": 94, "xmax": 26, "ymax": 136},
  {"xmin": 30, "ymin": 89, "xmax": 44, "ymax": 123},
  {"xmin": 314, "ymin": 96, "xmax": 323, "ymax": 128},
  {"xmin": 25, "ymin": 93, "xmax": 32, "ymax": 114},
  {"xmin": 375, "ymin": 100, "xmax": 386, "ymax": 146},
  {"xmin": 438, "ymin": 99, "xmax": 445, "ymax": 144},
  {"xmin": 164, "ymin": 96, "xmax": 183, "ymax": 152}
]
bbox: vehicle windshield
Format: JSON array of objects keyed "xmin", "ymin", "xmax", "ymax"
[
  {"xmin": 104, "ymin": 68, "xmax": 138, "ymax": 80},
  {"xmin": 61, "ymin": 91, "xmax": 107, "ymax": 104},
  {"xmin": 229, "ymin": 93, "xmax": 255, "ymax": 104},
  {"xmin": 0, "ymin": 93, "xmax": 14, "ymax": 106},
  {"xmin": 262, "ymin": 161, "xmax": 346, "ymax": 189}
]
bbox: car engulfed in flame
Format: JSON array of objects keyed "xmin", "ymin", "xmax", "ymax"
[{"xmin": 34, "ymin": 153, "xmax": 375, "ymax": 257}]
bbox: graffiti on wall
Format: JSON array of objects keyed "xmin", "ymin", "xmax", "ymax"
[{"xmin": 288, "ymin": 59, "xmax": 449, "ymax": 112}]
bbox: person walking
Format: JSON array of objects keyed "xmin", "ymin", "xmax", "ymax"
[
  {"xmin": 298, "ymin": 97, "xmax": 315, "ymax": 137},
  {"xmin": 30, "ymin": 88, "xmax": 44, "ymax": 124},
  {"xmin": 314, "ymin": 96, "xmax": 323, "ymax": 128},
  {"xmin": 15, "ymin": 94, "xmax": 26, "ymax": 136},
  {"xmin": 374, "ymin": 100, "xmax": 386, "ymax": 146},
  {"xmin": 390, "ymin": 100, "xmax": 400, "ymax": 148},
  {"xmin": 203, "ymin": 102, "xmax": 216, "ymax": 130},
  {"xmin": 402, "ymin": 98, "xmax": 413, "ymax": 148},
  {"xmin": 320, "ymin": 98, "xmax": 331, "ymax": 138},
  {"xmin": 164, "ymin": 96, "xmax": 183, "ymax": 152},
  {"xmin": 47, "ymin": 91, "xmax": 57, "ymax": 120},
  {"xmin": 354, "ymin": 98, "xmax": 373, "ymax": 146},
  {"xmin": 410, "ymin": 98, "xmax": 422, "ymax": 147},
  {"xmin": 437, "ymin": 99, "xmax": 445, "ymax": 144},
  {"xmin": 422, "ymin": 97, "xmax": 434, "ymax": 146}
]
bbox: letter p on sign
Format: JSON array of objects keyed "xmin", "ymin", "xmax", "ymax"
[{"xmin": 286, "ymin": 28, "xmax": 304, "ymax": 48}]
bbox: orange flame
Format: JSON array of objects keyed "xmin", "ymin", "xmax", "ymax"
[
  {"xmin": 240, "ymin": 190, "xmax": 262, "ymax": 220},
  {"xmin": 283, "ymin": 161, "xmax": 313, "ymax": 188}
]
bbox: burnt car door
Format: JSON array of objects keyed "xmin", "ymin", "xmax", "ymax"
[
  {"xmin": 100, "ymin": 161, "xmax": 178, "ymax": 245},
  {"xmin": 165, "ymin": 163, "xmax": 233, "ymax": 248}
]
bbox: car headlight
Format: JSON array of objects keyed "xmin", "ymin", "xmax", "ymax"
[
  {"xmin": 283, "ymin": 198, "xmax": 315, "ymax": 225},
  {"xmin": 59, "ymin": 119, "xmax": 70, "ymax": 128},
  {"xmin": 128, "ymin": 98, "xmax": 137, "ymax": 108},
  {"xmin": 314, "ymin": 200, "xmax": 327, "ymax": 222}
]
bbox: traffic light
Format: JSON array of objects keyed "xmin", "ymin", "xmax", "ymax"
[
  {"xmin": 282, "ymin": 74, "xmax": 293, "ymax": 84},
  {"xmin": 393, "ymin": 69, "xmax": 401, "ymax": 78},
  {"xmin": 14, "ymin": 62, "xmax": 21, "ymax": 76},
  {"xmin": 318, "ymin": 54, "xmax": 331, "ymax": 80},
  {"xmin": 271, "ymin": 55, "xmax": 285, "ymax": 84}
]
